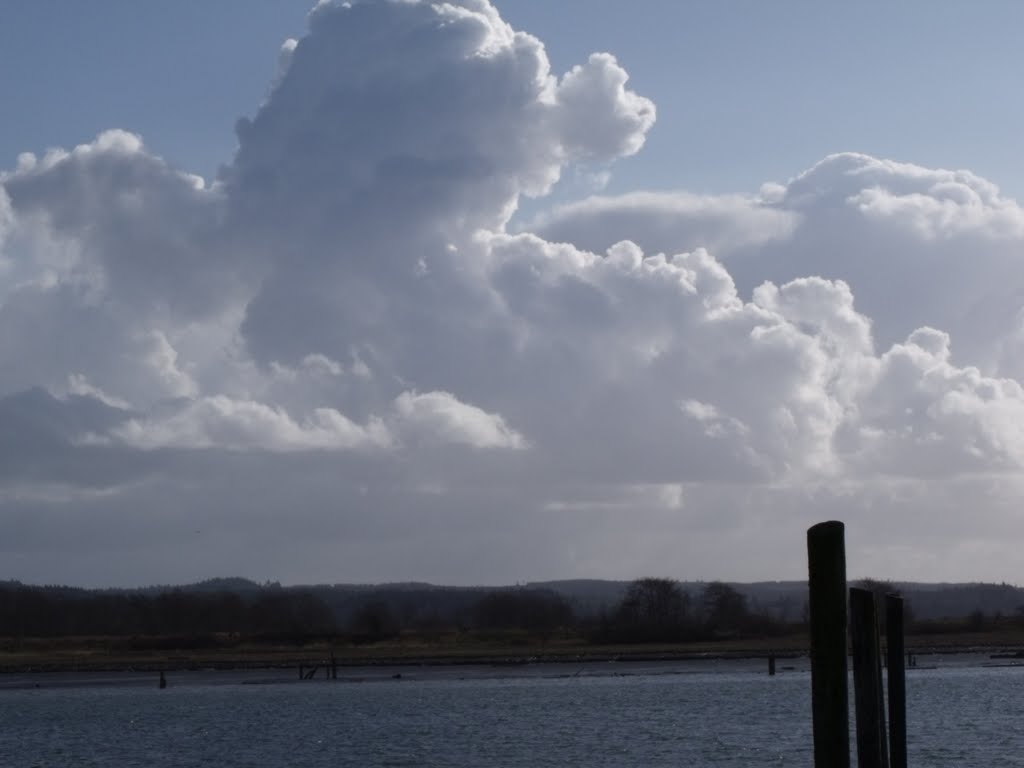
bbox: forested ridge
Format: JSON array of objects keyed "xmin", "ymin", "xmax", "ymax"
[{"xmin": 3, "ymin": 576, "xmax": 1023, "ymax": 645}]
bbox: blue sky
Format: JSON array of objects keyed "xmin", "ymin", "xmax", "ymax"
[
  {"xmin": 5, "ymin": 2, "xmax": 1024, "ymax": 199},
  {"xmin": 4, "ymin": 1, "xmax": 1024, "ymax": 587}
]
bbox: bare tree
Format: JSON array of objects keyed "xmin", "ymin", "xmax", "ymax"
[
  {"xmin": 612, "ymin": 577, "xmax": 691, "ymax": 641},
  {"xmin": 700, "ymin": 582, "xmax": 749, "ymax": 635}
]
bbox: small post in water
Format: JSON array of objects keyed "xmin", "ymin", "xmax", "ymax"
[
  {"xmin": 768, "ymin": 655, "xmax": 776, "ymax": 676},
  {"xmin": 807, "ymin": 521, "xmax": 850, "ymax": 768},
  {"xmin": 886, "ymin": 594, "xmax": 907, "ymax": 768}
]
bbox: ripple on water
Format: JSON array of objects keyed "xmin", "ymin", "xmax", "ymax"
[{"xmin": 2, "ymin": 660, "xmax": 1023, "ymax": 767}]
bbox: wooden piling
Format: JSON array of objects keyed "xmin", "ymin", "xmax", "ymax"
[
  {"xmin": 768, "ymin": 655, "xmax": 776, "ymax": 676},
  {"xmin": 876, "ymin": 616, "xmax": 889, "ymax": 768},
  {"xmin": 886, "ymin": 594, "xmax": 907, "ymax": 768},
  {"xmin": 850, "ymin": 587, "xmax": 887, "ymax": 768},
  {"xmin": 807, "ymin": 521, "xmax": 850, "ymax": 768}
]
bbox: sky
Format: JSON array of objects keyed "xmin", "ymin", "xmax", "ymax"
[{"xmin": 2, "ymin": 0, "xmax": 1024, "ymax": 588}]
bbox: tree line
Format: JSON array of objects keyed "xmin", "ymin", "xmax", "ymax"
[
  {"xmin": 0, "ymin": 581, "xmax": 573, "ymax": 642},
  {"xmin": 0, "ymin": 578, "xmax": 779, "ymax": 644},
  {"xmin": 592, "ymin": 577, "xmax": 790, "ymax": 643},
  {"xmin": 0, "ymin": 584, "xmax": 335, "ymax": 640},
  {"xmin": 3, "ymin": 576, "xmax": 1019, "ymax": 646}
]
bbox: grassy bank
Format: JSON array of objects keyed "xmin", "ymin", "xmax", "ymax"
[{"xmin": 4, "ymin": 625, "xmax": 1024, "ymax": 673}]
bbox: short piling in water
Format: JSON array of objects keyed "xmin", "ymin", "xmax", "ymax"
[
  {"xmin": 768, "ymin": 655, "xmax": 776, "ymax": 676},
  {"xmin": 807, "ymin": 521, "xmax": 850, "ymax": 768},
  {"xmin": 159, "ymin": 671, "xmax": 167, "ymax": 689},
  {"xmin": 850, "ymin": 587, "xmax": 888, "ymax": 768},
  {"xmin": 886, "ymin": 594, "xmax": 908, "ymax": 768}
]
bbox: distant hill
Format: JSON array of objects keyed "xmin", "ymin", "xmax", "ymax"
[{"xmin": 5, "ymin": 576, "xmax": 1023, "ymax": 623}]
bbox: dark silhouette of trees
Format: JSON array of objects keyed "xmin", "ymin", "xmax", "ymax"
[
  {"xmin": 0, "ymin": 582, "xmax": 334, "ymax": 640},
  {"xmin": 699, "ymin": 581, "xmax": 749, "ymax": 636},
  {"xmin": 623, "ymin": 577, "xmax": 691, "ymax": 629},
  {"xmin": 602, "ymin": 577, "xmax": 692, "ymax": 642},
  {"xmin": 595, "ymin": 579, "xmax": 778, "ymax": 642},
  {"xmin": 472, "ymin": 589, "xmax": 573, "ymax": 636},
  {"xmin": 966, "ymin": 608, "xmax": 986, "ymax": 632},
  {"xmin": 8, "ymin": 576, "xmax": 1018, "ymax": 650},
  {"xmin": 349, "ymin": 600, "xmax": 398, "ymax": 643}
]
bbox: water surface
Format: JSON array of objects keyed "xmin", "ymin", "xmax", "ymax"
[{"xmin": 3, "ymin": 656, "xmax": 1022, "ymax": 766}]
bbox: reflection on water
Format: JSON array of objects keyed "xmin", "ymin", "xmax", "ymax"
[{"xmin": 2, "ymin": 656, "xmax": 1023, "ymax": 767}]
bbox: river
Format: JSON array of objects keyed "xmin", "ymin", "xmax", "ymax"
[{"xmin": 2, "ymin": 655, "xmax": 1022, "ymax": 766}]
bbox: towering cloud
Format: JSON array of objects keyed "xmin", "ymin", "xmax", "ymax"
[{"xmin": 1, "ymin": 0, "xmax": 1023, "ymax": 586}]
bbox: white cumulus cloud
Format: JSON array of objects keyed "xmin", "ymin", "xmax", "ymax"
[
  {"xmin": 393, "ymin": 390, "xmax": 526, "ymax": 450},
  {"xmin": 3, "ymin": 0, "xmax": 1024, "ymax": 585},
  {"xmin": 109, "ymin": 396, "xmax": 391, "ymax": 452}
]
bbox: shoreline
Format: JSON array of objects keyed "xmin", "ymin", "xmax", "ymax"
[
  {"xmin": 0, "ymin": 648, "xmax": 806, "ymax": 675},
  {"xmin": 3, "ymin": 650, "xmax": 1021, "ymax": 693},
  {"xmin": 3, "ymin": 632, "xmax": 1023, "ymax": 676}
]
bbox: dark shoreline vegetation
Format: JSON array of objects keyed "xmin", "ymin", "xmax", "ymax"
[{"xmin": 4, "ymin": 577, "xmax": 1024, "ymax": 673}]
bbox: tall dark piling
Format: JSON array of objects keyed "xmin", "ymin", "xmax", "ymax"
[
  {"xmin": 159, "ymin": 671, "xmax": 167, "ymax": 689},
  {"xmin": 807, "ymin": 521, "xmax": 850, "ymax": 768},
  {"xmin": 886, "ymin": 594, "xmax": 907, "ymax": 768},
  {"xmin": 850, "ymin": 587, "xmax": 887, "ymax": 768},
  {"xmin": 768, "ymin": 655, "xmax": 776, "ymax": 676}
]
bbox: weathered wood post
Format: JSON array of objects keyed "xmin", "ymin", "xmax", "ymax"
[
  {"xmin": 886, "ymin": 594, "xmax": 907, "ymax": 768},
  {"xmin": 768, "ymin": 655, "xmax": 776, "ymax": 676},
  {"xmin": 807, "ymin": 521, "xmax": 850, "ymax": 768},
  {"xmin": 875, "ymin": 606, "xmax": 889, "ymax": 768},
  {"xmin": 850, "ymin": 587, "xmax": 887, "ymax": 768}
]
